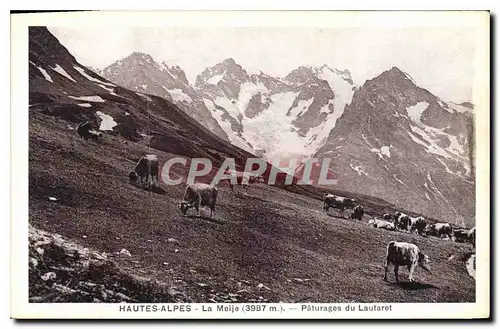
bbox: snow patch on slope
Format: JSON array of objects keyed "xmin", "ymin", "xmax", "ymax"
[
  {"xmin": 203, "ymin": 98, "xmax": 253, "ymax": 153},
  {"xmin": 302, "ymin": 98, "xmax": 345, "ymax": 156},
  {"xmin": 317, "ymin": 66, "xmax": 354, "ymax": 121},
  {"xmin": 406, "ymin": 101, "xmax": 469, "ymax": 174},
  {"xmin": 406, "ymin": 101, "xmax": 430, "ymax": 125},
  {"xmin": 164, "ymin": 88, "xmax": 192, "ymax": 103},
  {"xmin": 95, "ymin": 111, "xmax": 117, "ymax": 131},
  {"xmin": 350, "ymin": 163, "xmax": 367, "ymax": 176},
  {"xmin": 238, "ymin": 82, "xmax": 269, "ymax": 112},
  {"xmin": 30, "ymin": 62, "xmax": 53, "ymax": 83},
  {"xmin": 410, "ymin": 125, "xmax": 452, "ymax": 159},
  {"xmin": 73, "ymin": 65, "xmax": 115, "ymax": 87},
  {"xmin": 207, "ymin": 73, "xmax": 224, "ymax": 85},
  {"xmin": 371, "ymin": 145, "xmax": 392, "ymax": 160},
  {"xmin": 393, "ymin": 174, "xmax": 409, "ymax": 188},
  {"xmin": 289, "ymin": 98, "xmax": 314, "ymax": 117},
  {"xmin": 52, "ymin": 64, "xmax": 77, "ymax": 83},
  {"xmin": 137, "ymin": 93, "xmax": 152, "ymax": 102},
  {"xmin": 68, "ymin": 95, "xmax": 106, "ymax": 103},
  {"xmin": 211, "ymin": 82, "xmax": 269, "ymax": 120},
  {"xmin": 97, "ymin": 84, "xmax": 119, "ymax": 96}
]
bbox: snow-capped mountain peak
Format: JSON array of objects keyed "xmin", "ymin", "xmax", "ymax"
[{"xmin": 101, "ymin": 52, "xmax": 230, "ymax": 141}]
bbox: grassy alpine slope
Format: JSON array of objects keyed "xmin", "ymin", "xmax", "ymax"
[
  {"xmin": 29, "ymin": 114, "xmax": 475, "ymax": 303},
  {"xmin": 28, "ymin": 27, "xmax": 474, "ymax": 303}
]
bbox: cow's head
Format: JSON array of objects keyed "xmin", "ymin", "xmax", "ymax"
[
  {"xmin": 129, "ymin": 171, "xmax": 138, "ymax": 183},
  {"xmin": 346, "ymin": 198, "xmax": 356, "ymax": 209},
  {"xmin": 418, "ymin": 252, "xmax": 431, "ymax": 272},
  {"xmin": 180, "ymin": 201, "xmax": 192, "ymax": 216},
  {"xmin": 423, "ymin": 224, "xmax": 434, "ymax": 235}
]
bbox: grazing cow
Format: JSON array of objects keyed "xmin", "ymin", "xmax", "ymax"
[
  {"xmin": 453, "ymin": 228, "xmax": 470, "ymax": 243},
  {"xmin": 382, "ymin": 213, "xmax": 393, "ymax": 221},
  {"xmin": 180, "ymin": 183, "xmax": 218, "ymax": 218},
  {"xmin": 467, "ymin": 227, "xmax": 476, "ymax": 246},
  {"xmin": 250, "ymin": 175, "xmax": 265, "ymax": 184},
  {"xmin": 350, "ymin": 204, "xmax": 364, "ymax": 221},
  {"xmin": 323, "ymin": 194, "xmax": 356, "ymax": 218},
  {"xmin": 425, "ymin": 223, "xmax": 453, "ymax": 239},
  {"xmin": 77, "ymin": 121, "xmax": 92, "ymax": 140},
  {"xmin": 410, "ymin": 216, "xmax": 427, "ymax": 236},
  {"xmin": 368, "ymin": 218, "xmax": 395, "ymax": 231},
  {"xmin": 393, "ymin": 212, "xmax": 411, "ymax": 232},
  {"xmin": 221, "ymin": 169, "xmax": 255, "ymax": 191},
  {"xmin": 384, "ymin": 241, "xmax": 431, "ymax": 283},
  {"xmin": 129, "ymin": 154, "xmax": 159, "ymax": 187}
]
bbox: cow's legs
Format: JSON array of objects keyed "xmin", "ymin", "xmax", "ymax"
[
  {"xmin": 408, "ymin": 263, "xmax": 417, "ymax": 282},
  {"xmin": 394, "ymin": 265, "xmax": 400, "ymax": 283},
  {"xmin": 195, "ymin": 202, "xmax": 200, "ymax": 217},
  {"xmin": 195, "ymin": 193, "xmax": 201, "ymax": 217},
  {"xmin": 384, "ymin": 260, "xmax": 390, "ymax": 281},
  {"xmin": 209, "ymin": 203, "xmax": 216, "ymax": 218},
  {"xmin": 146, "ymin": 170, "xmax": 151, "ymax": 188}
]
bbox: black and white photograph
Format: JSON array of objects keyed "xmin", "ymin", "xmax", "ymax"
[{"xmin": 10, "ymin": 10, "xmax": 490, "ymax": 319}]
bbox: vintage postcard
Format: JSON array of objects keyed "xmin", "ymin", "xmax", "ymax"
[{"xmin": 11, "ymin": 10, "xmax": 490, "ymax": 319}]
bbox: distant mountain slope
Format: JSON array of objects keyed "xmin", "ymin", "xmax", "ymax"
[
  {"xmin": 100, "ymin": 53, "xmax": 230, "ymax": 142},
  {"xmin": 314, "ymin": 67, "xmax": 475, "ymax": 226}
]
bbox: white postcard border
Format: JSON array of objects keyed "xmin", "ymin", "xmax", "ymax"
[{"xmin": 10, "ymin": 10, "xmax": 490, "ymax": 319}]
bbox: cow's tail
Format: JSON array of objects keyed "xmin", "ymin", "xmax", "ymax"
[
  {"xmin": 387, "ymin": 241, "xmax": 396, "ymax": 254},
  {"xmin": 181, "ymin": 185, "xmax": 190, "ymax": 202},
  {"xmin": 212, "ymin": 187, "xmax": 218, "ymax": 211}
]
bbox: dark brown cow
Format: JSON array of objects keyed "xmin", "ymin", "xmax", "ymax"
[
  {"xmin": 323, "ymin": 194, "xmax": 356, "ymax": 218},
  {"xmin": 129, "ymin": 154, "xmax": 159, "ymax": 187},
  {"xmin": 180, "ymin": 183, "xmax": 218, "ymax": 218},
  {"xmin": 350, "ymin": 205, "xmax": 364, "ymax": 221}
]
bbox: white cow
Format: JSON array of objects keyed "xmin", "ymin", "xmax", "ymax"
[
  {"xmin": 384, "ymin": 241, "xmax": 431, "ymax": 283},
  {"xmin": 467, "ymin": 227, "xmax": 476, "ymax": 247},
  {"xmin": 425, "ymin": 223, "xmax": 453, "ymax": 239},
  {"xmin": 368, "ymin": 218, "xmax": 395, "ymax": 231}
]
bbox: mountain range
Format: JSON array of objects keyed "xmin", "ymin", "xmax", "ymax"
[
  {"xmin": 27, "ymin": 27, "xmax": 476, "ymax": 304},
  {"xmin": 96, "ymin": 52, "xmax": 475, "ymax": 225}
]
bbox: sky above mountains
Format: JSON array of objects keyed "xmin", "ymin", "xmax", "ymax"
[{"xmin": 49, "ymin": 26, "xmax": 477, "ymax": 103}]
